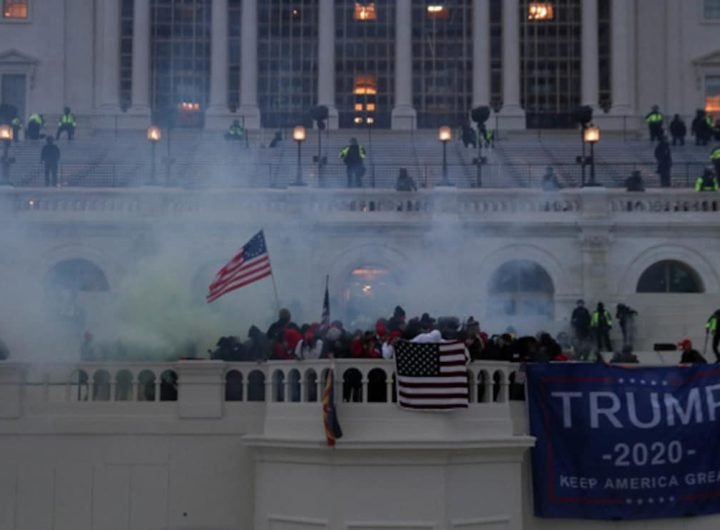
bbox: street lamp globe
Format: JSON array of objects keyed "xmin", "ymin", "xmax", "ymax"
[
  {"xmin": 0, "ymin": 124, "xmax": 13, "ymax": 142},
  {"xmin": 293, "ymin": 125, "xmax": 307, "ymax": 143},
  {"xmin": 438, "ymin": 126, "xmax": 452, "ymax": 143},
  {"xmin": 147, "ymin": 126, "xmax": 162, "ymax": 142},
  {"xmin": 583, "ymin": 125, "xmax": 600, "ymax": 144}
]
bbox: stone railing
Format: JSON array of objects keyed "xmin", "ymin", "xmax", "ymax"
[
  {"xmin": 0, "ymin": 360, "xmax": 519, "ymax": 411},
  {"xmin": 3, "ymin": 187, "xmax": 718, "ymax": 220}
]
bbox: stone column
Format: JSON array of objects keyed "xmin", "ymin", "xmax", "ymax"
[
  {"xmin": 391, "ymin": 0, "xmax": 416, "ymax": 130},
  {"xmin": 581, "ymin": 0, "xmax": 599, "ymax": 109},
  {"xmin": 317, "ymin": 0, "xmax": 338, "ymax": 129},
  {"xmin": 610, "ymin": 0, "xmax": 633, "ymax": 116},
  {"xmin": 500, "ymin": 0, "xmax": 525, "ymax": 128},
  {"xmin": 239, "ymin": 0, "xmax": 260, "ymax": 129},
  {"xmin": 97, "ymin": 0, "xmax": 121, "ymax": 113},
  {"xmin": 206, "ymin": 0, "xmax": 232, "ymax": 129},
  {"xmin": 129, "ymin": 0, "xmax": 151, "ymax": 120},
  {"xmin": 472, "ymin": 0, "xmax": 491, "ymax": 107}
]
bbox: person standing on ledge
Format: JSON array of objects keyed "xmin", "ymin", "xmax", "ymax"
[
  {"xmin": 654, "ymin": 135, "xmax": 672, "ymax": 187},
  {"xmin": 591, "ymin": 302, "xmax": 613, "ymax": 353},
  {"xmin": 705, "ymin": 309, "xmax": 720, "ymax": 363},
  {"xmin": 710, "ymin": 144, "xmax": 720, "ymax": 178},
  {"xmin": 41, "ymin": 137, "xmax": 61, "ymax": 187},
  {"xmin": 669, "ymin": 114, "xmax": 686, "ymax": 146},
  {"xmin": 339, "ymin": 137, "xmax": 367, "ymax": 188}
]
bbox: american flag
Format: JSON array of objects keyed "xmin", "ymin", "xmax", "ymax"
[
  {"xmin": 394, "ymin": 340, "xmax": 470, "ymax": 410},
  {"xmin": 320, "ymin": 275, "xmax": 330, "ymax": 332},
  {"xmin": 206, "ymin": 231, "xmax": 273, "ymax": 303}
]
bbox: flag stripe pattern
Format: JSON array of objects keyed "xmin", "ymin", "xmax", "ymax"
[
  {"xmin": 206, "ymin": 231, "xmax": 272, "ymax": 303},
  {"xmin": 320, "ymin": 277, "xmax": 330, "ymax": 330},
  {"xmin": 322, "ymin": 370, "xmax": 343, "ymax": 446},
  {"xmin": 394, "ymin": 340, "xmax": 469, "ymax": 410}
]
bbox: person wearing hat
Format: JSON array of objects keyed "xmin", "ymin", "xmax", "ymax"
[{"xmin": 678, "ymin": 339, "xmax": 706, "ymax": 364}]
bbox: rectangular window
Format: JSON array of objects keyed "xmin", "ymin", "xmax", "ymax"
[
  {"xmin": 3, "ymin": 0, "xmax": 28, "ymax": 19},
  {"xmin": 706, "ymin": 76, "xmax": 720, "ymax": 118},
  {"xmin": 354, "ymin": 2, "xmax": 377, "ymax": 21},
  {"xmin": 704, "ymin": 0, "xmax": 720, "ymax": 19}
]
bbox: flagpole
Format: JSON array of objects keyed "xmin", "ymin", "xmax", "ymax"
[{"xmin": 262, "ymin": 229, "xmax": 282, "ymax": 313}]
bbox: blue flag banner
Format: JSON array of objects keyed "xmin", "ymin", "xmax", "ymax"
[{"xmin": 526, "ymin": 363, "xmax": 720, "ymax": 520}]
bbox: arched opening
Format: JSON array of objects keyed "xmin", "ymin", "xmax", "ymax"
[
  {"xmin": 304, "ymin": 369, "xmax": 318, "ymax": 402},
  {"xmin": 137, "ymin": 370, "xmax": 157, "ymax": 402},
  {"xmin": 160, "ymin": 370, "xmax": 178, "ymax": 401},
  {"xmin": 70, "ymin": 369, "xmax": 90, "ymax": 402},
  {"xmin": 287, "ymin": 369, "xmax": 302, "ymax": 402},
  {"xmin": 92, "ymin": 370, "xmax": 111, "ymax": 401},
  {"xmin": 344, "ymin": 265, "xmax": 400, "ymax": 330},
  {"xmin": 225, "ymin": 370, "xmax": 243, "ymax": 401},
  {"xmin": 45, "ymin": 258, "xmax": 110, "ymax": 333},
  {"xmin": 636, "ymin": 260, "xmax": 704, "ymax": 293},
  {"xmin": 367, "ymin": 368, "xmax": 388, "ymax": 403},
  {"xmin": 493, "ymin": 370, "xmax": 506, "ymax": 403},
  {"xmin": 488, "ymin": 260, "xmax": 555, "ymax": 323},
  {"xmin": 115, "ymin": 370, "xmax": 133, "ymax": 401},
  {"xmin": 272, "ymin": 370, "xmax": 285, "ymax": 402},
  {"xmin": 477, "ymin": 370, "xmax": 490, "ymax": 403},
  {"xmin": 248, "ymin": 370, "xmax": 266, "ymax": 402},
  {"xmin": 342, "ymin": 368, "xmax": 363, "ymax": 403}
]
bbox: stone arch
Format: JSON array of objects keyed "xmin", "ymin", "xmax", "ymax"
[
  {"xmin": 487, "ymin": 259, "xmax": 555, "ymax": 319},
  {"xmin": 248, "ymin": 370, "xmax": 266, "ymax": 401},
  {"xmin": 225, "ymin": 370, "xmax": 243, "ymax": 401},
  {"xmin": 617, "ymin": 245, "xmax": 720, "ymax": 295},
  {"xmin": 328, "ymin": 243, "xmax": 409, "ymax": 328}
]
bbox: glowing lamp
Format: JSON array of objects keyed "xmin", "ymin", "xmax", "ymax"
[
  {"xmin": 292, "ymin": 125, "xmax": 306, "ymax": 142},
  {"xmin": 147, "ymin": 126, "xmax": 162, "ymax": 142},
  {"xmin": 583, "ymin": 125, "xmax": 600, "ymax": 144},
  {"xmin": 0, "ymin": 124, "xmax": 13, "ymax": 141},
  {"xmin": 438, "ymin": 126, "xmax": 452, "ymax": 143}
]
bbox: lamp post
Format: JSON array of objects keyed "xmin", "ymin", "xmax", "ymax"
[
  {"xmin": 0, "ymin": 124, "xmax": 14, "ymax": 185},
  {"xmin": 583, "ymin": 125, "xmax": 601, "ymax": 187},
  {"xmin": 292, "ymin": 125, "xmax": 306, "ymax": 186},
  {"xmin": 147, "ymin": 126, "xmax": 162, "ymax": 185},
  {"xmin": 438, "ymin": 126, "xmax": 452, "ymax": 186}
]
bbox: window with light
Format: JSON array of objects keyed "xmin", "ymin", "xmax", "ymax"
[
  {"xmin": 354, "ymin": 2, "xmax": 376, "ymax": 21},
  {"xmin": 3, "ymin": 0, "xmax": 28, "ymax": 19},
  {"xmin": 528, "ymin": 2, "xmax": 554, "ymax": 20},
  {"xmin": 706, "ymin": 76, "xmax": 720, "ymax": 119},
  {"xmin": 704, "ymin": 0, "xmax": 720, "ymax": 19}
]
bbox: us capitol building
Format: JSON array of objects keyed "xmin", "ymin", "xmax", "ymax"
[{"xmin": 1, "ymin": 1, "xmax": 720, "ymax": 529}]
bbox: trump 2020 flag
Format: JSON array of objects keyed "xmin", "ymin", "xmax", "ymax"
[
  {"xmin": 394, "ymin": 340, "xmax": 470, "ymax": 410},
  {"xmin": 207, "ymin": 231, "xmax": 272, "ymax": 303},
  {"xmin": 322, "ymin": 370, "xmax": 343, "ymax": 446}
]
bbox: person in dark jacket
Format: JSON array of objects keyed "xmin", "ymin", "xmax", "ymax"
[
  {"xmin": 625, "ymin": 170, "xmax": 645, "ymax": 192},
  {"xmin": 571, "ymin": 300, "xmax": 591, "ymax": 342},
  {"xmin": 395, "ymin": 167, "xmax": 417, "ymax": 191},
  {"xmin": 654, "ymin": 135, "xmax": 672, "ymax": 187},
  {"xmin": 691, "ymin": 110, "xmax": 712, "ymax": 146},
  {"xmin": 40, "ymin": 137, "xmax": 61, "ymax": 187},
  {"xmin": 615, "ymin": 303, "xmax": 638, "ymax": 348},
  {"xmin": 339, "ymin": 138, "xmax": 366, "ymax": 188},
  {"xmin": 669, "ymin": 114, "xmax": 686, "ymax": 146},
  {"xmin": 266, "ymin": 308, "xmax": 292, "ymax": 341},
  {"xmin": 461, "ymin": 120, "xmax": 477, "ymax": 149},
  {"xmin": 268, "ymin": 130, "xmax": 282, "ymax": 148},
  {"xmin": 244, "ymin": 325, "xmax": 270, "ymax": 361},
  {"xmin": 678, "ymin": 339, "xmax": 707, "ymax": 364}
]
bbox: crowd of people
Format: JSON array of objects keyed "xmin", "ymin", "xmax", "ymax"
[
  {"xmin": 205, "ymin": 303, "xmax": 716, "ymax": 368},
  {"xmin": 645, "ymin": 106, "xmax": 720, "ymax": 190}
]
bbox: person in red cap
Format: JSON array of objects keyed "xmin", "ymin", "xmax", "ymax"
[{"xmin": 678, "ymin": 339, "xmax": 707, "ymax": 364}]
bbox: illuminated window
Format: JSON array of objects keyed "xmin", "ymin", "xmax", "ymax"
[
  {"xmin": 426, "ymin": 5, "xmax": 449, "ymax": 19},
  {"xmin": 706, "ymin": 76, "xmax": 720, "ymax": 118},
  {"xmin": 354, "ymin": 103, "xmax": 363, "ymax": 111},
  {"xmin": 528, "ymin": 2, "xmax": 554, "ymax": 20},
  {"xmin": 2, "ymin": 0, "xmax": 28, "ymax": 19},
  {"xmin": 704, "ymin": 0, "xmax": 720, "ymax": 19},
  {"xmin": 365, "ymin": 102, "xmax": 376, "ymax": 112},
  {"xmin": 354, "ymin": 2, "xmax": 376, "ymax": 21},
  {"xmin": 354, "ymin": 75, "xmax": 377, "ymax": 95}
]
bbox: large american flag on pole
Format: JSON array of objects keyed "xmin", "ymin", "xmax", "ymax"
[
  {"xmin": 206, "ymin": 231, "xmax": 272, "ymax": 303},
  {"xmin": 394, "ymin": 340, "xmax": 470, "ymax": 410}
]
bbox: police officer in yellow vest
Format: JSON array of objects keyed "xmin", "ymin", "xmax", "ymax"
[
  {"xmin": 706, "ymin": 309, "xmax": 720, "ymax": 363},
  {"xmin": 591, "ymin": 302, "xmax": 613, "ymax": 352},
  {"xmin": 645, "ymin": 105, "xmax": 664, "ymax": 142},
  {"xmin": 224, "ymin": 119, "xmax": 245, "ymax": 141},
  {"xmin": 695, "ymin": 167, "xmax": 719, "ymax": 192},
  {"xmin": 26, "ymin": 113, "xmax": 45, "ymax": 140},
  {"xmin": 711, "ymin": 145, "xmax": 720, "ymax": 179},
  {"xmin": 339, "ymin": 138, "xmax": 367, "ymax": 188},
  {"xmin": 56, "ymin": 107, "xmax": 76, "ymax": 140}
]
